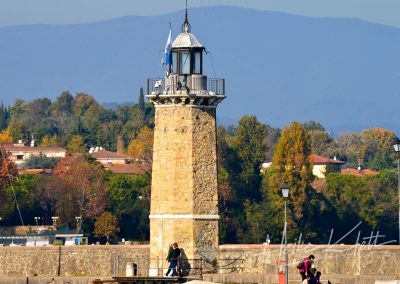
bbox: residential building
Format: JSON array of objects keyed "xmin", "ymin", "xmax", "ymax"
[
  {"xmin": 2, "ymin": 141, "xmax": 67, "ymax": 168},
  {"xmin": 89, "ymin": 147, "xmax": 132, "ymax": 166},
  {"xmin": 310, "ymin": 154, "xmax": 346, "ymax": 178},
  {"xmin": 89, "ymin": 147, "xmax": 149, "ymax": 175}
]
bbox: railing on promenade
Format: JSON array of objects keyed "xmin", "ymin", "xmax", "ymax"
[{"xmin": 116, "ymin": 256, "xmax": 244, "ymax": 278}]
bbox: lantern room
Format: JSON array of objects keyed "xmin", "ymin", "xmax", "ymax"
[
  {"xmin": 147, "ymin": 4, "xmax": 225, "ymax": 103},
  {"xmin": 167, "ymin": 12, "xmax": 204, "ymax": 76}
]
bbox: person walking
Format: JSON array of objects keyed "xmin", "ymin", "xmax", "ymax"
[{"xmin": 168, "ymin": 243, "xmax": 181, "ymax": 277}]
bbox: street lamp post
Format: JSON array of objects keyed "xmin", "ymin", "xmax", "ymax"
[
  {"xmin": 281, "ymin": 182, "xmax": 290, "ymax": 284},
  {"xmin": 393, "ymin": 138, "xmax": 400, "ymax": 244},
  {"xmin": 51, "ymin": 216, "xmax": 59, "ymax": 228},
  {"xmin": 75, "ymin": 216, "xmax": 82, "ymax": 233}
]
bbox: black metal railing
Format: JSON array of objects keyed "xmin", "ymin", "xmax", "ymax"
[
  {"xmin": 147, "ymin": 77, "xmax": 225, "ymax": 97},
  {"xmin": 142, "ymin": 257, "xmax": 244, "ymax": 278}
]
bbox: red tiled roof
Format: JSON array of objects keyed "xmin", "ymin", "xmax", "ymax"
[
  {"xmin": 310, "ymin": 154, "xmax": 345, "ymax": 165},
  {"xmin": 18, "ymin": 169, "xmax": 53, "ymax": 175},
  {"xmin": 91, "ymin": 149, "xmax": 131, "ymax": 160},
  {"xmin": 108, "ymin": 164, "xmax": 149, "ymax": 175},
  {"xmin": 2, "ymin": 143, "xmax": 66, "ymax": 153},
  {"xmin": 341, "ymin": 168, "xmax": 379, "ymax": 177}
]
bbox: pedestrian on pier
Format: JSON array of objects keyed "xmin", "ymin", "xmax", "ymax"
[{"xmin": 165, "ymin": 243, "xmax": 181, "ymax": 277}]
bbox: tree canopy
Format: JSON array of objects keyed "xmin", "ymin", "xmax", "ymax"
[{"xmin": 0, "ymin": 93, "xmax": 398, "ymax": 245}]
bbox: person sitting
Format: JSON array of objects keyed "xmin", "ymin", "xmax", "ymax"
[{"xmin": 311, "ymin": 271, "xmax": 322, "ymax": 284}]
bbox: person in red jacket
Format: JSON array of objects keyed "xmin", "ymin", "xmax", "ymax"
[{"xmin": 298, "ymin": 254, "xmax": 315, "ymax": 281}]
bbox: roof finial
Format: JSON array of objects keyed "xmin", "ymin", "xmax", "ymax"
[
  {"xmin": 182, "ymin": 0, "xmax": 191, "ymax": 33},
  {"xmin": 185, "ymin": 0, "xmax": 188, "ymax": 20}
]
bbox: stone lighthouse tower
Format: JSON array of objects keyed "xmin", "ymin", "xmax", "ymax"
[{"xmin": 146, "ymin": 7, "xmax": 225, "ymax": 277}]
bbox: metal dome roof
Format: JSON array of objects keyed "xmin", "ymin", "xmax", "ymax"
[
  {"xmin": 172, "ymin": 32, "xmax": 203, "ymax": 48},
  {"xmin": 172, "ymin": 4, "xmax": 203, "ymax": 49}
]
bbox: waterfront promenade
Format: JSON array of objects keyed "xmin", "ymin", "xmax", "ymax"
[{"xmin": 0, "ymin": 244, "xmax": 399, "ymax": 283}]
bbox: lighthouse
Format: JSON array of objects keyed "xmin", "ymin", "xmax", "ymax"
[{"xmin": 146, "ymin": 6, "xmax": 225, "ymax": 277}]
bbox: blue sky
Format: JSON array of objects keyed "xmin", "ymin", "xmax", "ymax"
[{"xmin": 1, "ymin": 0, "xmax": 399, "ymax": 28}]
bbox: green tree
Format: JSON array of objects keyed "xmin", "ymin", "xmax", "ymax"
[
  {"xmin": 9, "ymin": 99, "xmax": 25, "ymax": 117},
  {"xmin": 22, "ymin": 153, "xmax": 60, "ymax": 169},
  {"xmin": 97, "ymin": 120, "xmax": 123, "ymax": 152},
  {"xmin": 324, "ymin": 170, "xmax": 397, "ymax": 243},
  {"xmin": 52, "ymin": 91, "xmax": 74, "ymax": 117},
  {"xmin": 51, "ymin": 92, "xmax": 75, "ymax": 145},
  {"xmin": 67, "ymin": 135, "xmax": 86, "ymax": 153},
  {"xmin": 216, "ymin": 125, "xmax": 239, "ymax": 243},
  {"xmin": 302, "ymin": 120, "xmax": 325, "ymax": 131},
  {"xmin": 334, "ymin": 131, "xmax": 363, "ymax": 168},
  {"xmin": 233, "ymin": 115, "xmax": 267, "ymax": 201},
  {"xmin": 24, "ymin": 98, "xmax": 52, "ymax": 123},
  {"xmin": 7, "ymin": 117, "xmax": 30, "ymax": 143},
  {"xmin": 308, "ymin": 130, "xmax": 334, "ymax": 156},
  {"xmin": 31, "ymin": 174, "xmax": 61, "ymax": 226},
  {"xmin": 93, "ymin": 211, "xmax": 119, "ymax": 244},
  {"xmin": 138, "ymin": 87, "xmax": 145, "ymax": 113},
  {"xmin": 264, "ymin": 125, "xmax": 281, "ymax": 161},
  {"xmin": 3, "ymin": 174, "xmax": 39, "ymax": 226},
  {"xmin": 107, "ymin": 173, "xmax": 150, "ymax": 240},
  {"xmin": 0, "ymin": 102, "xmax": 11, "ymax": 131},
  {"xmin": 39, "ymin": 134, "xmax": 60, "ymax": 147},
  {"xmin": 360, "ymin": 128, "xmax": 396, "ymax": 170}
]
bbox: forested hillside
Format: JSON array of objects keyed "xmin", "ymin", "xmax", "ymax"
[
  {"xmin": 1, "ymin": 6, "xmax": 400, "ymax": 133},
  {"xmin": 0, "ymin": 93, "xmax": 399, "ymax": 244}
]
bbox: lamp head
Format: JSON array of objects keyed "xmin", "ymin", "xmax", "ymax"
[
  {"xmin": 393, "ymin": 138, "xmax": 400, "ymax": 152},
  {"xmin": 281, "ymin": 182, "xmax": 290, "ymax": 198}
]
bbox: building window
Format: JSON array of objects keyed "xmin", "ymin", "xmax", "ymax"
[
  {"xmin": 171, "ymin": 51, "xmax": 178, "ymax": 73},
  {"xmin": 193, "ymin": 51, "xmax": 202, "ymax": 74},
  {"xmin": 180, "ymin": 50, "xmax": 191, "ymax": 74}
]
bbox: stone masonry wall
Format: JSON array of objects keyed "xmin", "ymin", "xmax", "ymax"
[
  {"xmin": 1, "ymin": 244, "xmax": 400, "ymax": 283},
  {"xmin": 0, "ymin": 245, "xmax": 149, "ymax": 277},
  {"xmin": 149, "ymin": 105, "xmax": 219, "ymax": 275}
]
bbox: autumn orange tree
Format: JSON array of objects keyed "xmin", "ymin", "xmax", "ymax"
[
  {"xmin": 269, "ymin": 121, "xmax": 313, "ymax": 216},
  {"xmin": 52, "ymin": 154, "xmax": 109, "ymax": 228},
  {"xmin": 360, "ymin": 128, "xmax": 396, "ymax": 170},
  {"xmin": 126, "ymin": 126, "xmax": 154, "ymax": 176},
  {"xmin": 0, "ymin": 129, "xmax": 12, "ymax": 143},
  {"xmin": 0, "ymin": 145, "xmax": 18, "ymax": 187},
  {"xmin": 0, "ymin": 145, "xmax": 19, "ymax": 223},
  {"xmin": 262, "ymin": 121, "xmax": 334, "ymax": 242}
]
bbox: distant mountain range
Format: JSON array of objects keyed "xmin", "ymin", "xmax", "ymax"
[{"xmin": 1, "ymin": 6, "xmax": 399, "ymax": 135}]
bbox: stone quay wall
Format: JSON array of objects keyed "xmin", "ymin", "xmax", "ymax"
[
  {"xmin": 0, "ymin": 244, "xmax": 400, "ymax": 283},
  {"xmin": 0, "ymin": 245, "xmax": 150, "ymax": 277}
]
